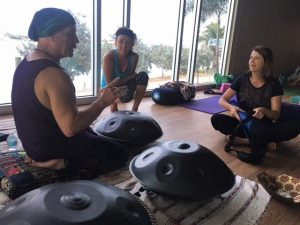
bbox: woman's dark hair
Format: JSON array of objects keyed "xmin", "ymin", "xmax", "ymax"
[
  {"xmin": 115, "ymin": 27, "xmax": 137, "ymax": 42},
  {"xmin": 252, "ymin": 45, "xmax": 274, "ymax": 80}
]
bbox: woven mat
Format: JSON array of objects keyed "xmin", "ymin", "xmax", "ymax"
[
  {"xmin": 95, "ymin": 168, "xmax": 270, "ymax": 225},
  {"xmin": 0, "ymin": 167, "xmax": 270, "ymax": 225},
  {"xmin": 0, "ymin": 118, "xmax": 271, "ymax": 224}
]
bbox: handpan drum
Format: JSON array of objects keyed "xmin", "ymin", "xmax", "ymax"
[
  {"xmin": 0, "ymin": 180, "xmax": 154, "ymax": 225},
  {"xmin": 94, "ymin": 110, "xmax": 163, "ymax": 144},
  {"xmin": 130, "ymin": 140, "xmax": 235, "ymax": 200}
]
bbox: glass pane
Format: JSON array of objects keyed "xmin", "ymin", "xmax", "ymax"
[
  {"xmin": 101, "ymin": 0, "xmax": 123, "ymax": 64},
  {"xmin": 180, "ymin": 1, "xmax": 196, "ymax": 82},
  {"xmin": 0, "ymin": 0, "xmax": 93, "ymax": 105},
  {"xmin": 130, "ymin": 0, "xmax": 180, "ymax": 89},
  {"xmin": 194, "ymin": 0, "xmax": 231, "ymax": 84}
]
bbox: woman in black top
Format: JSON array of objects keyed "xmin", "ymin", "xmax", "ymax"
[{"xmin": 211, "ymin": 46, "xmax": 300, "ymax": 164}]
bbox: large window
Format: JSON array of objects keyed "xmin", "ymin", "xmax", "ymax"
[
  {"xmin": 129, "ymin": 0, "xmax": 233, "ymax": 87},
  {"xmin": 130, "ymin": 0, "xmax": 180, "ymax": 89},
  {"xmin": 100, "ymin": 0, "xmax": 123, "ymax": 66},
  {"xmin": 0, "ymin": 0, "xmax": 235, "ymax": 114},
  {"xmin": 193, "ymin": 0, "xmax": 232, "ymax": 84},
  {"xmin": 179, "ymin": 1, "xmax": 197, "ymax": 82},
  {"xmin": 0, "ymin": 0, "xmax": 93, "ymax": 106}
]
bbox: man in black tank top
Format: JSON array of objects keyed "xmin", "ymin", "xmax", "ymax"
[{"xmin": 12, "ymin": 8, "xmax": 128, "ymax": 174}]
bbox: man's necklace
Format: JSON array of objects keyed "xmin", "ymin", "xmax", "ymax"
[{"xmin": 34, "ymin": 48, "xmax": 60, "ymax": 65}]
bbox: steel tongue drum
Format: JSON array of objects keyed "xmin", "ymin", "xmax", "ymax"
[
  {"xmin": 130, "ymin": 140, "xmax": 235, "ymax": 200},
  {"xmin": 0, "ymin": 180, "xmax": 155, "ymax": 225}
]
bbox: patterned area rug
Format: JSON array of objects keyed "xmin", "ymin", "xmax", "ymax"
[
  {"xmin": 0, "ymin": 118, "xmax": 271, "ymax": 224},
  {"xmin": 95, "ymin": 168, "xmax": 271, "ymax": 225},
  {"xmin": 0, "ymin": 119, "xmax": 16, "ymax": 207},
  {"xmin": 0, "ymin": 168, "xmax": 271, "ymax": 225}
]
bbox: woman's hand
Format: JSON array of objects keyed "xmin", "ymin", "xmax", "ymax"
[
  {"xmin": 252, "ymin": 107, "xmax": 265, "ymax": 119},
  {"xmin": 229, "ymin": 106, "xmax": 244, "ymax": 121}
]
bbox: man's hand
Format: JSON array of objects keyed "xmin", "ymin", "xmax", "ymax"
[{"xmin": 98, "ymin": 86, "xmax": 121, "ymax": 107}]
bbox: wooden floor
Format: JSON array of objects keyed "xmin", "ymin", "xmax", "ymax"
[{"xmin": 1, "ymin": 93, "xmax": 300, "ymax": 225}]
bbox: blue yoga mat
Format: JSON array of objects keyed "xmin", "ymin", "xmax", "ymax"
[{"xmin": 180, "ymin": 95, "xmax": 230, "ymax": 114}]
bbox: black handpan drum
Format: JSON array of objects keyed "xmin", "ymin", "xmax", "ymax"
[
  {"xmin": 130, "ymin": 140, "xmax": 235, "ymax": 200},
  {"xmin": 0, "ymin": 180, "xmax": 155, "ymax": 225},
  {"xmin": 94, "ymin": 110, "xmax": 163, "ymax": 144}
]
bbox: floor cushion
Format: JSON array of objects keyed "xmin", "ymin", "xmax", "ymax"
[
  {"xmin": 0, "ymin": 151, "xmax": 93, "ymax": 199},
  {"xmin": 280, "ymin": 102, "xmax": 300, "ymax": 121},
  {"xmin": 152, "ymin": 87, "xmax": 186, "ymax": 105},
  {"xmin": 152, "ymin": 81, "xmax": 196, "ymax": 105}
]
